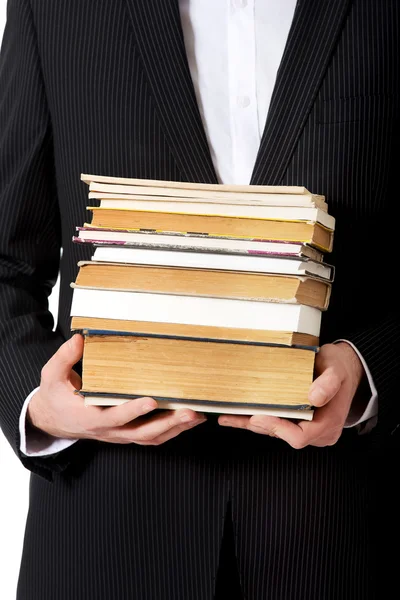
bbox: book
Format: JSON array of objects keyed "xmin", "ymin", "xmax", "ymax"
[
  {"xmin": 79, "ymin": 333, "xmax": 316, "ymax": 415},
  {"xmin": 71, "ymin": 173, "xmax": 338, "ymax": 422},
  {"xmin": 71, "ymin": 319, "xmax": 319, "ymax": 347},
  {"xmin": 89, "ymin": 191, "xmax": 328, "ymax": 211},
  {"xmin": 81, "ymin": 173, "xmax": 327, "ymax": 209},
  {"xmin": 80, "ymin": 395, "xmax": 314, "ymax": 420},
  {"xmin": 74, "ymin": 227, "xmax": 324, "ymax": 261},
  {"xmin": 91, "ymin": 246, "xmax": 334, "ymax": 280},
  {"xmin": 75, "ymin": 262, "xmax": 331, "ymax": 309},
  {"xmin": 92, "ymin": 198, "xmax": 335, "ymax": 229},
  {"xmin": 87, "ymin": 208, "xmax": 334, "ymax": 252},
  {"xmin": 70, "ymin": 286, "xmax": 322, "ymax": 336}
]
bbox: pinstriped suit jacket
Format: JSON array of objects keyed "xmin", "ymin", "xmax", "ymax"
[{"xmin": 0, "ymin": 1, "xmax": 399, "ymax": 599}]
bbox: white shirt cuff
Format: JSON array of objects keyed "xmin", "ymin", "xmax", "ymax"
[
  {"xmin": 334, "ymin": 339, "xmax": 378, "ymax": 433},
  {"xmin": 19, "ymin": 387, "xmax": 78, "ymax": 457}
]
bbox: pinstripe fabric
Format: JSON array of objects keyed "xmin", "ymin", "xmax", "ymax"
[
  {"xmin": 279, "ymin": 0, "xmax": 400, "ymax": 443},
  {"xmin": 251, "ymin": 0, "xmax": 352, "ymax": 185},
  {"xmin": 126, "ymin": 0, "xmax": 218, "ymax": 184},
  {"xmin": 0, "ymin": 0, "xmax": 398, "ymax": 598},
  {"xmin": 231, "ymin": 445, "xmax": 372, "ymax": 599}
]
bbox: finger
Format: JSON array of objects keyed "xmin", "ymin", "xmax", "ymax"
[
  {"xmin": 250, "ymin": 393, "xmax": 346, "ymax": 448},
  {"xmin": 282, "ymin": 400, "xmax": 344, "ymax": 447},
  {"xmin": 93, "ymin": 396, "xmax": 159, "ymax": 429},
  {"xmin": 127, "ymin": 409, "xmax": 205, "ymax": 443},
  {"xmin": 219, "ymin": 413, "xmax": 304, "ymax": 443},
  {"xmin": 218, "ymin": 415, "xmax": 251, "ymax": 428},
  {"xmin": 219, "ymin": 414, "xmax": 280, "ymax": 438},
  {"xmin": 308, "ymin": 366, "xmax": 344, "ymax": 407},
  {"xmin": 313, "ymin": 344, "xmax": 337, "ymax": 377},
  {"xmin": 249, "ymin": 415, "xmax": 309, "ymax": 448},
  {"xmin": 42, "ymin": 334, "xmax": 84, "ymax": 382},
  {"xmin": 122, "ymin": 416, "xmax": 207, "ymax": 445},
  {"xmin": 103, "ymin": 409, "xmax": 206, "ymax": 443},
  {"xmin": 145, "ymin": 418, "xmax": 207, "ymax": 445}
]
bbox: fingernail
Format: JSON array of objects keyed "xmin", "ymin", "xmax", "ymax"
[
  {"xmin": 141, "ymin": 403, "xmax": 155, "ymax": 414},
  {"xmin": 188, "ymin": 417, "xmax": 206, "ymax": 427},
  {"xmin": 252, "ymin": 424, "xmax": 268, "ymax": 433},
  {"xmin": 251, "ymin": 420, "xmax": 266, "ymax": 430},
  {"xmin": 309, "ymin": 387, "xmax": 326, "ymax": 405},
  {"xmin": 180, "ymin": 414, "xmax": 193, "ymax": 423}
]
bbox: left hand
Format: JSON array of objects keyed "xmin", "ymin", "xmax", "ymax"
[{"xmin": 218, "ymin": 342, "xmax": 365, "ymax": 448}]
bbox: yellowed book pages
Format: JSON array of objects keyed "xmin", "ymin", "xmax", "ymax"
[
  {"xmin": 75, "ymin": 262, "xmax": 331, "ymax": 310},
  {"xmin": 91, "ymin": 198, "xmax": 334, "ymax": 227},
  {"xmin": 87, "ymin": 182, "xmax": 328, "ymax": 210},
  {"xmin": 70, "ymin": 316, "xmax": 319, "ymax": 347},
  {"xmin": 81, "ymin": 173, "xmax": 312, "ymax": 195},
  {"xmin": 88, "ymin": 208, "xmax": 333, "ymax": 252},
  {"xmin": 81, "ymin": 335, "xmax": 315, "ymax": 408}
]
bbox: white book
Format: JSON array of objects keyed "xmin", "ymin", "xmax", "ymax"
[
  {"xmin": 81, "ymin": 396, "xmax": 314, "ymax": 421},
  {"xmin": 92, "ymin": 246, "xmax": 333, "ymax": 280},
  {"xmin": 70, "ymin": 286, "xmax": 322, "ymax": 336},
  {"xmin": 89, "ymin": 190, "xmax": 328, "ymax": 210},
  {"xmin": 77, "ymin": 228, "xmax": 322, "ymax": 260},
  {"xmin": 95, "ymin": 198, "xmax": 335, "ymax": 229},
  {"xmin": 89, "ymin": 191, "xmax": 327, "ymax": 211}
]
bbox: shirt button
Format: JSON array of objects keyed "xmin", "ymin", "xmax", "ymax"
[{"xmin": 237, "ymin": 96, "xmax": 251, "ymax": 108}]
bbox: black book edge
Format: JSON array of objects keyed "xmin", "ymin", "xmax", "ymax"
[
  {"xmin": 75, "ymin": 391, "xmax": 312, "ymax": 412},
  {"xmin": 70, "ymin": 328, "xmax": 319, "ymax": 352}
]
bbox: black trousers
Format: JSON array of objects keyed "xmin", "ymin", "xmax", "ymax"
[
  {"xmin": 17, "ymin": 432, "xmax": 397, "ymax": 600},
  {"xmin": 214, "ymin": 502, "xmax": 242, "ymax": 599},
  {"xmin": 213, "ymin": 454, "xmax": 398, "ymax": 600}
]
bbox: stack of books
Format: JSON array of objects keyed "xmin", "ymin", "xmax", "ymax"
[{"xmin": 70, "ymin": 174, "xmax": 335, "ymax": 420}]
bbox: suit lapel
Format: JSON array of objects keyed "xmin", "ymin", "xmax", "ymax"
[
  {"xmin": 125, "ymin": 0, "xmax": 218, "ymax": 184},
  {"xmin": 251, "ymin": 0, "xmax": 352, "ymax": 185}
]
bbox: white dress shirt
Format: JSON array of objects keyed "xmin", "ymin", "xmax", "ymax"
[{"xmin": 19, "ymin": 0, "xmax": 377, "ymax": 457}]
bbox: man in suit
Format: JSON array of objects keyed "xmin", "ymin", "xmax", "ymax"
[{"xmin": 0, "ymin": 1, "xmax": 398, "ymax": 598}]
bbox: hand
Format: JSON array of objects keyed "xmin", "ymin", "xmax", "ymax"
[
  {"xmin": 28, "ymin": 334, "xmax": 206, "ymax": 446},
  {"xmin": 218, "ymin": 342, "xmax": 365, "ymax": 448}
]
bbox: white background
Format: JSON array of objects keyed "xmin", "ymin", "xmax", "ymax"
[{"xmin": 0, "ymin": 3, "xmax": 60, "ymax": 597}]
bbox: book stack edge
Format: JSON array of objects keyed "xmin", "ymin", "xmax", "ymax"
[{"xmin": 70, "ymin": 174, "xmax": 336, "ymax": 420}]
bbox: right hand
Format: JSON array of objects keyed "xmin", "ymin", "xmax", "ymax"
[{"xmin": 27, "ymin": 334, "xmax": 206, "ymax": 446}]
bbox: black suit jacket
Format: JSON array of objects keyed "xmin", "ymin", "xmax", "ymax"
[{"xmin": 0, "ymin": 1, "xmax": 399, "ymax": 599}]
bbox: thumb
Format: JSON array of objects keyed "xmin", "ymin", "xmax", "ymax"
[
  {"xmin": 69, "ymin": 369, "xmax": 83, "ymax": 391},
  {"xmin": 308, "ymin": 367, "xmax": 344, "ymax": 407},
  {"xmin": 43, "ymin": 334, "xmax": 84, "ymax": 382}
]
